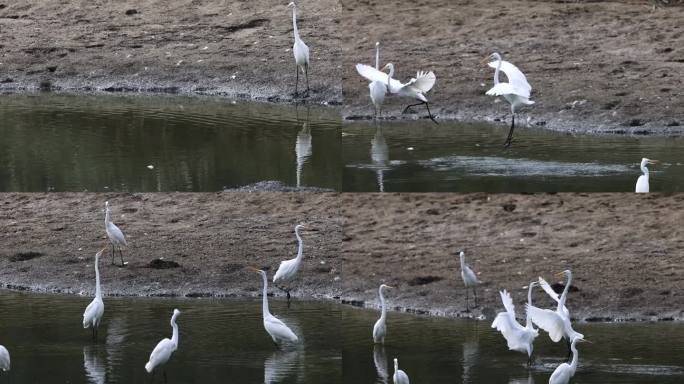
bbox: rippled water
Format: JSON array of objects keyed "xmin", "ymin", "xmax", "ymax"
[
  {"xmin": 0, "ymin": 94, "xmax": 341, "ymax": 191},
  {"xmin": 342, "ymin": 122, "xmax": 684, "ymax": 192}
]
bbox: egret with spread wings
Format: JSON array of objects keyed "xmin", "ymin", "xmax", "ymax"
[{"xmin": 491, "ymin": 283, "xmax": 539, "ymax": 366}]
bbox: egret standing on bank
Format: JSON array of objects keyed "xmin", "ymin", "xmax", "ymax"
[
  {"xmin": 251, "ymin": 267, "xmax": 299, "ymax": 345},
  {"xmin": 83, "ymin": 248, "xmax": 106, "ymax": 340},
  {"xmin": 0, "ymin": 345, "xmax": 9, "ymax": 372},
  {"xmin": 459, "ymin": 251, "xmax": 480, "ymax": 311},
  {"xmin": 483, "ymin": 52, "xmax": 534, "ymax": 147},
  {"xmin": 372, "ymin": 284, "xmax": 393, "ymax": 344},
  {"xmin": 491, "ymin": 283, "xmax": 539, "ymax": 366},
  {"xmin": 636, "ymin": 158, "xmax": 658, "ymax": 193},
  {"xmin": 392, "ymin": 358, "xmax": 410, "ymax": 384},
  {"xmin": 273, "ymin": 223, "xmax": 314, "ymax": 300},
  {"xmin": 145, "ymin": 309, "xmax": 181, "ymax": 382},
  {"xmin": 288, "ymin": 1, "xmax": 310, "ymax": 97},
  {"xmin": 549, "ymin": 338, "xmax": 586, "ymax": 384},
  {"xmin": 104, "ymin": 201, "xmax": 127, "ymax": 266},
  {"xmin": 369, "ymin": 42, "xmax": 387, "ymax": 119}
]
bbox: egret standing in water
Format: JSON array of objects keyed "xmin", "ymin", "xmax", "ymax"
[
  {"xmin": 145, "ymin": 309, "xmax": 181, "ymax": 382},
  {"xmin": 273, "ymin": 223, "xmax": 314, "ymax": 300},
  {"xmin": 372, "ymin": 284, "xmax": 393, "ymax": 344},
  {"xmin": 356, "ymin": 62, "xmax": 437, "ymax": 123},
  {"xmin": 549, "ymin": 338, "xmax": 586, "ymax": 384},
  {"xmin": 635, "ymin": 158, "xmax": 658, "ymax": 193},
  {"xmin": 482, "ymin": 52, "xmax": 534, "ymax": 147},
  {"xmin": 288, "ymin": 1, "xmax": 310, "ymax": 97},
  {"xmin": 251, "ymin": 267, "xmax": 299, "ymax": 345},
  {"xmin": 459, "ymin": 251, "xmax": 481, "ymax": 311},
  {"xmin": 491, "ymin": 283, "xmax": 539, "ymax": 366},
  {"xmin": 369, "ymin": 42, "xmax": 387, "ymax": 119},
  {"xmin": 104, "ymin": 201, "xmax": 127, "ymax": 266},
  {"xmin": 83, "ymin": 248, "xmax": 106, "ymax": 340},
  {"xmin": 392, "ymin": 358, "xmax": 410, "ymax": 384},
  {"xmin": 0, "ymin": 345, "xmax": 9, "ymax": 372}
]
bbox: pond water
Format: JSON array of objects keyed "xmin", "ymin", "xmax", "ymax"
[
  {"xmin": 342, "ymin": 122, "xmax": 684, "ymax": 192},
  {"xmin": 0, "ymin": 94, "xmax": 341, "ymax": 192}
]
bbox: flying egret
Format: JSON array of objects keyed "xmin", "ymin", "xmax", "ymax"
[
  {"xmin": 145, "ymin": 309, "xmax": 181, "ymax": 382},
  {"xmin": 459, "ymin": 251, "xmax": 481, "ymax": 311},
  {"xmin": 104, "ymin": 201, "xmax": 127, "ymax": 266},
  {"xmin": 288, "ymin": 1, "xmax": 310, "ymax": 97},
  {"xmin": 83, "ymin": 248, "xmax": 106, "ymax": 340},
  {"xmin": 491, "ymin": 283, "xmax": 540, "ymax": 366},
  {"xmin": 356, "ymin": 62, "xmax": 437, "ymax": 123},
  {"xmin": 273, "ymin": 223, "xmax": 314, "ymax": 300},
  {"xmin": 636, "ymin": 158, "xmax": 658, "ymax": 193},
  {"xmin": 373, "ymin": 284, "xmax": 394, "ymax": 344},
  {"xmin": 392, "ymin": 358, "xmax": 410, "ymax": 384},
  {"xmin": 0, "ymin": 345, "xmax": 9, "ymax": 372},
  {"xmin": 250, "ymin": 267, "xmax": 299, "ymax": 345},
  {"xmin": 528, "ymin": 270, "xmax": 584, "ymax": 358},
  {"xmin": 482, "ymin": 52, "xmax": 534, "ymax": 147},
  {"xmin": 549, "ymin": 338, "xmax": 586, "ymax": 384},
  {"xmin": 369, "ymin": 42, "xmax": 388, "ymax": 119}
]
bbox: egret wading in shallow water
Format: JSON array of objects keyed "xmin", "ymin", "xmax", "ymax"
[
  {"xmin": 549, "ymin": 338, "xmax": 587, "ymax": 384},
  {"xmin": 635, "ymin": 158, "xmax": 658, "ymax": 193},
  {"xmin": 459, "ymin": 251, "xmax": 480, "ymax": 311},
  {"xmin": 104, "ymin": 201, "xmax": 127, "ymax": 266},
  {"xmin": 251, "ymin": 267, "xmax": 299, "ymax": 346},
  {"xmin": 356, "ymin": 62, "xmax": 437, "ymax": 123},
  {"xmin": 145, "ymin": 309, "xmax": 181, "ymax": 383},
  {"xmin": 483, "ymin": 52, "xmax": 534, "ymax": 147},
  {"xmin": 0, "ymin": 345, "xmax": 9, "ymax": 372},
  {"xmin": 528, "ymin": 270, "xmax": 584, "ymax": 359},
  {"xmin": 83, "ymin": 248, "xmax": 106, "ymax": 340},
  {"xmin": 369, "ymin": 42, "xmax": 387, "ymax": 119},
  {"xmin": 288, "ymin": 1, "xmax": 310, "ymax": 97},
  {"xmin": 372, "ymin": 284, "xmax": 393, "ymax": 344},
  {"xmin": 491, "ymin": 283, "xmax": 539, "ymax": 366},
  {"xmin": 273, "ymin": 223, "xmax": 314, "ymax": 300},
  {"xmin": 392, "ymin": 358, "xmax": 410, "ymax": 384}
]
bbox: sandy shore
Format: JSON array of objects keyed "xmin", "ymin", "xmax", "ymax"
[
  {"xmin": 1, "ymin": 193, "xmax": 683, "ymax": 322},
  {"xmin": 0, "ymin": 0, "xmax": 342, "ymax": 104},
  {"xmin": 342, "ymin": 0, "xmax": 684, "ymax": 134}
]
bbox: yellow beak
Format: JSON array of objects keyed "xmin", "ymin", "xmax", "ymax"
[
  {"xmin": 480, "ymin": 54, "xmax": 493, "ymax": 64},
  {"xmin": 246, "ymin": 266, "xmax": 261, "ymax": 272},
  {"xmin": 648, "ymin": 159, "xmax": 659, "ymax": 165}
]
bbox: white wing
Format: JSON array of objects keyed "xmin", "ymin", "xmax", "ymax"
[
  {"xmin": 539, "ymin": 277, "xmax": 569, "ymax": 316},
  {"xmin": 405, "ymin": 71, "xmax": 436, "ymax": 93},
  {"xmin": 356, "ymin": 64, "xmax": 403, "ymax": 90},
  {"xmin": 83, "ymin": 298, "xmax": 104, "ymax": 328},
  {"xmin": 0, "ymin": 345, "xmax": 9, "ymax": 371},
  {"xmin": 500, "ymin": 290, "xmax": 516, "ymax": 315},
  {"xmin": 636, "ymin": 175, "xmax": 649, "ymax": 193},
  {"xmin": 526, "ymin": 304, "xmax": 564, "ymax": 342},
  {"xmin": 265, "ymin": 315, "xmax": 299, "ymax": 343},
  {"xmin": 462, "ymin": 265, "xmax": 480, "ymax": 285},
  {"xmin": 273, "ymin": 258, "xmax": 298, "ymax": 283},
  {"xmin": 489, "ymin": 60, "xmax": 531, "ymax": 98},
  {"xmin": 107, "ymin": 223, "xmax": 127, "ymax": 246},
  {"xmin": 145, "ymin": 338, "xmax": 175, "ymax": 372},
  {"xmin": 486, "ymin": 83, "xmax": 518, "ymax": 97}
]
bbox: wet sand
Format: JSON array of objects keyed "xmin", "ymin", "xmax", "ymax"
[{"xmin": 1, "ymin": 193, "xmax": 683, "ymax": 322}]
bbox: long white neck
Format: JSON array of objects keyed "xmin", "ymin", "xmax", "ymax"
[
  {"xmin": 641, "ymin": 163, "xmax": 649, "ymax": 178},
  {"xmin": 525, "ymin": 284, "xmax": 534, "ymax": 328},
  {"xmin": 95, "ymin": 252, "xmax": 101, "ymax": 299},
  {"xmin": 569, "ymin": 340, "xmax": 579, "ymax": 375},
  {"xmin": 295, "ymin": 226, "xmax": 304, "ymax": 262},
  {"xmin": 559, "ymin": 272, "xmax": 572, "ymax": 308},
  {"xmin": 375, "ymin": 44, "xmax": 380, "ymax": 70},
  {"xmin": 386, "ymin": 65, "xmax": 394, "ymax": 88},
  {"xmin": 170, "ymin": 313, "xmax": 179, "ymax": 346},
  {"xmin": 494, "ymin": 58, "xmax": 502, "ymax": 85},
  {"xmin": 379, "ymin": 286, "xmax": 387, "ymax": 321},
  {"xmin": 261, "ymin": 272, "xmax": 271, "ymax": 317},
  {"xmin": 459, "ymin": 253, "xmax": 466, "ymax": 270},
  {"xmin": 105, "ymin": 208, "xmax": 110, "ymax": 226},
  {"xmin": 291, "ymin": 6, "xmax": 299, "ymax": 39},
  {"xmin": 394, "ymin": 359, "xmax": 399, "ymax": 373}
]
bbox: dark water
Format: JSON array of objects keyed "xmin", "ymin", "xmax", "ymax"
[
  {"xmin": 0, "ymin": 94, "xmax": 341, "ymax": 192},
  {"xmin": 342, "ymin": 122, "xmax": 684, "ymax": 192},
  {"xmin": 0, "ymin": 291, "xmax": 341, "ymax": 383}
]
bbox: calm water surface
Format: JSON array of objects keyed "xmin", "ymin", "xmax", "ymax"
[
  {"xmin": 343, "ymin": 121, "xmax": 684, "ymax": 192},
  {"xmin": 0, "ymin": 94, "xmax": 341, "ymax": 191}
]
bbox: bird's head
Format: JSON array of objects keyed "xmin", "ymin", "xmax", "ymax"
[
  {"xmin": 173, "ymin": 308, "xmax": 181, "ymax": 316},
  {"xmin": 480, "ymin": 52, "xmax": 502, "ymax": 64},
  {"xmin": 554, "ymin": 270, "xmax": 572, "ymax": 279},
  {"xmin": 457, "ymin": 250, "xmax": 465, "ymax": 259},
  {"xmin": 287, "ymin": 1, "xmax": 296, "ymax": 8},
  {"xmin": 380, "ymin": 63, "xmax": 393, "ymax": 73},
  {"xmin": 296, "ymin": 223, "xmax": 314, "ymax": 231},
  {"xmin": 380, "ymin": 284, "xmax": 394, "ymax": 290},
  {"xmin": 247, "ymin": 266, "xmax": 266, "ymax": 278},
  {"xmin": 375, "ymin": 41, "xmax": 380, "ymax": 47},
  {"xmin": 641, "ymin": 158, "xmax": 658, "ymax": 167},
  {"xmin": 529, "ymin": 280, "xmax": 538, "ymax": 288}
]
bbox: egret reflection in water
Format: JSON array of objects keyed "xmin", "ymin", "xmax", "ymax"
[
  {"xmin": 264, "ymin": 350, "xmax": 301, "ymax": 384},
  {"xmin": 370, "ymin": 125, "xmax": 390, "ymax": 192},
  {"xmin": 373, "ymin": 344, "xmax": 389, "ymax": 383},
  {"xmin": 83, "ymin": 345, "xmax": 106, "ymax": 384},
  {"xmin": 295, "ymin": 106, "xmax": 313, "ymax": 188}
]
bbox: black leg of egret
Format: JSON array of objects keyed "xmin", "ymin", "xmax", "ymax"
[
  {"xmin": 527, "ymin": 354, "xmax": 532, "ymax": 367},
  {"xmin": 504, "ymin": 114, "xmax": 515, "ymax": 147},
  {"xmin": 110, "ymin": 245, "xmax": 115, "ymax": 265},
  {"xmin": 164, "ymin": 370, "xmax": 168, "ymax": 383},
  {"xmin": 425, "ymin": 102, "xmax": 438, "ymax": 124},
  {"xmin": 402, "ymin": 102, "xmax": 424, "ymax": 114},
  {"xmin": 566, "ymin": 338, "xmax": 572, "ymax": 361},
  {"xmin": 304, "ymin": 64, "xmax": 310, "ymax": 97},
  {"xmin": 473, "ymin": 287, "xmax": 479, "ymax": 307},
  {"xmin": 465, "ymin": 287, "xmax": 470, "ymax": 312},
  {"xmin": 150, "ymin": 371, "xmax": 155, "ymax": 384},
  {"xmin": 120, "ymin": 248, "xmax": 125, "ymax": 267}
]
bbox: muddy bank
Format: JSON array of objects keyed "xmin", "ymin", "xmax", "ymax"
[
  {"xmin": 342, "ymin": 0, "xmax": 684, "ymax": 135},
  {"xmin": 338, "ymin": 193, "xmax": 684, "ymax": 322},
  {"xmin": 0, "ymin": 193, "xmax": 343, "ymax": 299},
  {"xmin": 0, "ymin": 0, "xmax": 341, "ymax": 104}
]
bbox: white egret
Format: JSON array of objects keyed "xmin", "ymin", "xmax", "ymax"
[
  {"xmin": 491, "ymin": 283, "xmax": 539, "ymax": 366},
  {"xmin": 392, "ymin": 358, "xmax": 410, "ymax": 384},
  {"xmin": 549, "ymin": 338, "xmax": 586, "ymax": 384},
  {"xmin": 459, "ymin": 251, "xmax": 481, "ymax": 311},
  {"xmin": 528, "ymin": 270, "xmax": 584, "ymax": 358},
  {"xmin": 104, "ymin": 201, "xmax": 127, "ymax": 266},
  {"xmin": 636, "ymin": 158, "xmax": 658, "ymax": 193},
  {"xmin": 145, "ymin": 309, "xmax": 181, "ymax": 382},
  {"xmin": 273, "ymin": 223, "xmax": 314, "ymax": 300},
  {"xmin": 251, "ymin": 267, "xmax": 299, "ymax": 345},
  {"xmin": 288, "ymin": 1, "xmax": 310, "ymax": 97},
  {"xmin": 295, "ymin": 122, "xmax": 312, "ymax": 188},
  {"xmin": 83, "ymin": 248, "xmax": 106, "ymax": 340},
  {"xmin": 372, "ymin": 284, "xmax": 394, "ymax": 344},
  {"xmin": 0, "ymin": 345, "xmax": 9, "ymax": 372},
  {"xmin": 356, "ymin": 62, "xmax": 437, "ymax": 123},
  {"xmin": 369, "ymin": 42, "xmax": 388, "ymax": 119},
  {"xmin": 482, "ymin": 52, "xmax": 534, "ymax": 147}
]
